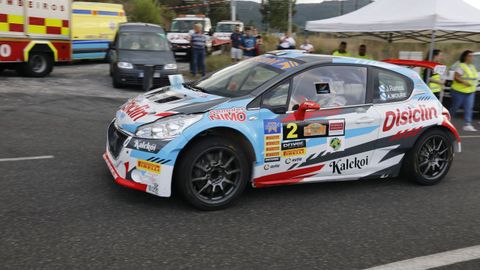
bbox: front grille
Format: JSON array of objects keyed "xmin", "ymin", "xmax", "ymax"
[
  {"xmin": 134, "ymin": 64, "xmax": 164, "ymax": 71},
  {"xmin": 107, "ymin": 122, "xmax": 128, "ymax": 159}
]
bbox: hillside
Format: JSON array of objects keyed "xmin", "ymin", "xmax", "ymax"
[{"xmin": 235, "ymin": 0, "xmax": 372, "ymax": 31}]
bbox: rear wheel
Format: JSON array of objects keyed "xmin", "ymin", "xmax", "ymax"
[
  {"xmin": 21, "ymin": 52, "xmax": 53, "ymax": 77},
  {"xmin": 404, "ymin": 129, "xmax": 453, "ymax": 185},
  {"xmin": 175, "ymin": 137, "xmax": 250, "ymax": 210}
]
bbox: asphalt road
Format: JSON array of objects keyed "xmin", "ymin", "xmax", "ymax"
[{"xmin": 1, "ymin": 63, "xmax": 480, "ymax": 270}]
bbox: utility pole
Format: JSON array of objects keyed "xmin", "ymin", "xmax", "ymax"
[
  {"xmin": 231, "ymin": 0, "xmax": 237, "ymax": 21},
  {"xmin": 340, "ymin": 0, "xmax": 344, "ymax": 15},
  {"xmin": 288, "ymin": 0, "xmax": 292, "ymax": 33}
]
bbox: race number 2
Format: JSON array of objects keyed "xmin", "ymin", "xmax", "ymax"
[{"xmin": 0, "ymin": 44, "xmax": 12, "ymax": 58}]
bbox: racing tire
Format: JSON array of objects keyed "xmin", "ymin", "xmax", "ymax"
[
  {"xmin": 403, "ymin": 129, "xmax": 454, "ymax": 185},
  {"xmin": 21, "ymin": 52, "xmax": 53, "ymax": 77},
  {"xmin": 175, "ymin": 136, "xmax": 251, "ymax": 211}
]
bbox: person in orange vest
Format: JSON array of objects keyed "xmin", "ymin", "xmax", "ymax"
[{"xmin": 450, "ymin": 50, "xmax": 479, "ymax": 132}]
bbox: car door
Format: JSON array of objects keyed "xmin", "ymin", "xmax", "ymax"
[{"xmin": 257, "ymin": 65, "xmax": 382, "ymax": 184}]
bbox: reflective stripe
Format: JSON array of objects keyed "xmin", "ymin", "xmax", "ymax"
[
  {"xmin": 428, "ymin": 73, "xmax": 442, "ymax": 93},
  {"xmin": 452, "ymin": 63, "xmax": 479, "ymax": 93}
]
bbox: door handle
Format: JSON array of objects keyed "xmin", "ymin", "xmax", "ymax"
[{"xmin": 356, "ymin": 117, "xmax": 375, "ymax": 124}]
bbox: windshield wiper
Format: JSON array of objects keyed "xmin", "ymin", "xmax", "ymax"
[{"xmin": 183, "ymin": 82, "xmax": 209, "ymax": 93}]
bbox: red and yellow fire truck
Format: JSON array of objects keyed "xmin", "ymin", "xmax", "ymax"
[{"xmin": 0, "ymin": 0, "xmax": 71, "ymax": 77}]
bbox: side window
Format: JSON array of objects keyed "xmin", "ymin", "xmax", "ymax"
[
  {"xmin": 289, "ymin": 66, "xmax": 367, "ymax": 110},
  {"xmin": 374, "ymin": 70, "xmax": 411, "ymax": 103},
  {"xmin": 262, "ymin": 81, "xmax": 290, "ymax": 109}
]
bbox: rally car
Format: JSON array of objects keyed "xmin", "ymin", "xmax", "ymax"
[{"xmin": 104, "ymin": 50, "xmax": 461, "ymax": 210}]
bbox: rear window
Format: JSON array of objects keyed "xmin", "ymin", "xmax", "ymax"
[{"xmin": 373, "ymin": 69, "xmax": 412, "ymax": 103}]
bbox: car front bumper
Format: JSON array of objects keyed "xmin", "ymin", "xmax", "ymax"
[
  {"xmin": 104, "ymin": 122, "xmax": 175, "ymax": 197},
  {"xmin": 115, "ymin": 66, "xmax": 177, "ymax": 86}
]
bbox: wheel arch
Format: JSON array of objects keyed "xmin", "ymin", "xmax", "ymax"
[
  {"xmin": 23, "ymin": 41, "xmax": 57, "ymax": 62},
  {"xmin": 420, "ymin": 124, "xmax": 460, "ymax": 153}
]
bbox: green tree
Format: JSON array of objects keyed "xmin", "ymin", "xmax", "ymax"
[
  {"xmin": 260, "ymin": 0, "xmax": 296, "ymax": 32},
  {"xmin": 126, "ymin": 0, "xmax": 175, "ymax": 28}
]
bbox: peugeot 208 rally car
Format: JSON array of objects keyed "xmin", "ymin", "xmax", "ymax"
[{"xmin": 104, "ymin": 50, "xmax": 461, "ymax": 210}]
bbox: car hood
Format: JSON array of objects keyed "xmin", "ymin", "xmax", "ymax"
[
  {"xmin": 115, "ymin": 86, "xmax": 228, "ymax": 134},
  {"xmin": 117, "ymin": 49, "xmax": 175, "ymax": 66}
]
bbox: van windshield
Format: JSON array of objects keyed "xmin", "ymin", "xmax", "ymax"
[
  {"xmin": 216, "ymin": 23, "xmax": 237, "ymax": 33},
  {"xmin": 170, "ymin": 20, "xmax": 203, "ymax": 33},
  {"xmin": 118, "ymin": 32, "xmax": 170, "ymax": 51}
]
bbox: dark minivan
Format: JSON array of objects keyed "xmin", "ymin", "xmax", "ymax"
[{"xmin": 109, "ymin": 23, "xmax": 178, "ymax": 89}]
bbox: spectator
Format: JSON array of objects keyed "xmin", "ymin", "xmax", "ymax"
[
  {"xmin": 277, "ymin": 32, "xmax": 296, "ymax": 50},
  {"xmin": 189, "ymin": 23, "xmax": 207, "ymax": 77},
  {"xmin": 332, "ymin": 41, "xmax": 351, "ymax": 57},
  {"xmin": 253, "ymin": 28, "xmax": 263, "ymax": 56},
  {"xmin": 230, "ymin": 25, "xmax": 243, "ymax": 62},
  {"xmin": 300, "ymin": 39, "xmax": 314, "ymax": 53},
  {"xmin": 450, "ymin": 50, "xmax": 479, "ymax": 132},
  {"xmin": 423, "ymin": 49, "xmax": 445, "ymax": 99},
  {"xmin": 356, "ymin": 44, "xmax": 371, "ymax": 59},
  {"xmin": 240, "ymin": 27, "xmax": 256, "ymax": 59}
]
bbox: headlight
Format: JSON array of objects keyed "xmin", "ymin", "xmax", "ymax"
[
  {"xmin": 164, "ymin": 63, "xmax": 177, "ymax": 70},
  {"xmin": 135, "ymin": 114, "xmax": 202, "ymax": 140},
  {"xmin": 117, "ymin": 62, "xmax": 133, "ymax": 69}
]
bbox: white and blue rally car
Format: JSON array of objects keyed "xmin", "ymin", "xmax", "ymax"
[{"xmin": 104, "ymin": 50, "xmax": 461, "ymax": 210}]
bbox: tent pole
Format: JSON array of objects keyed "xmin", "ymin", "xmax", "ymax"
[{"xmin": 428, "ymin": 30, "xmax": 436, "ymax": 61}]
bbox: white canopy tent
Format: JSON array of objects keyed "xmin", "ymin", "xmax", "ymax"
[{"xmin": 305, "ymin": 0, "xmax": 480, "ymax": 59}]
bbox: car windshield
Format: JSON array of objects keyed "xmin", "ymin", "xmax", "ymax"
[
  {"xmin": 216, "ymin": 23, "xmax": 237, "ymax": 33},
  {"xmin": 170, "ymin": 20, "xmax": 202, "ymax": 33},
  {"xmin": 118, "ymin": 32, "xmax": 169, "ymax": 51},
  {"xmin": 193, "ymin": 59, "xmax": 283, "ymax": 97}
]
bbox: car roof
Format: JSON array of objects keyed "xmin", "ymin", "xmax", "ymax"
[
  {"xmin": 265, "ymin": 50, "xmax": 419, "ymax": 78},
  {"xmin": 119, "ymin": 23, "xmax": 165, "ymax": 33}
]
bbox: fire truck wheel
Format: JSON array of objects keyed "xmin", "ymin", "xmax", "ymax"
[{"xmin": 22, "ymin": 52, "xmax": 53, "ymax": 77}]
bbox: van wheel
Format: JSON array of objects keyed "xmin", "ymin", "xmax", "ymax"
[
  {"xmin": 22, "ymin": 52, "xmax": 53, "ymax": 77},
  {"xmin": 175, "ymin": 136, "xmax": 250, "ymax": 211},
  {"xmin": 404, "ymin": 129, "xmax": 453, "ymax": 185}
]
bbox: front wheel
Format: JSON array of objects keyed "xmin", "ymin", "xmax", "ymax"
[
  {"xmin": 175, "ymin": 137, "xmax": 251, "ymax": 210},
  {"xmin": 404, "ymin": 129, "xmax": 454, "ymax": 185},
  {"xmin": 21, "ymin": 52, "xmax": 53, "ymax": 77}
]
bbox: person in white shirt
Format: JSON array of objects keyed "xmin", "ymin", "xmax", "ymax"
[
  {"xmin": 277, "ymin": 32, "xmax": 296, "ymax": 50},
  {"xmin": 300, "ymin": 39, "xmax": 314, "ymax": 53}
]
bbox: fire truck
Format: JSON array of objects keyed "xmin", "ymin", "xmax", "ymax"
[{"xmin": 0, "ymin": 0, "xmax": 71, "ymax": 77}]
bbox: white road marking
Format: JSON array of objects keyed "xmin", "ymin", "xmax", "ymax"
[
  {"xmin": 0, "ymin": 155, "xmax": 54, "ymax": 162},
  {"xmin": 460, "ymin": 135, "xmax": 480, "ymax": 138},
  {"xmin": 364, "ymin": 245, "xmax": 480, "ymax": 270}
]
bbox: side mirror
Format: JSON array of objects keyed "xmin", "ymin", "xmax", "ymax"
[{"xmin": 294, "ymin": 101, "xmax": 320, "ymax": 121}]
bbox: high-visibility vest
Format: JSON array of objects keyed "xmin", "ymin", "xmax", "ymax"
[
  {"xmin": 451, "ymin": 63, "xmax": 479, "ymax": 94},
  {"xmin": 333, "ymin": 51, "xmax": 351, "ymax": 57},
  {"xmin": 428, "ymin": 73, "xmax": 442, "ymax": 93},
  {"xmin": 356, "ymin": 55, "xmax": 371, "ymax": 60}
]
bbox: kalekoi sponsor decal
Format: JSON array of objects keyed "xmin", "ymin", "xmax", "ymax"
[
  {"xmin": 133, "ymin": 140, "xmax": 157, "ymax": 152},
  {"xmin": 209, "ymin": 107, "xmax": 246, "ymax": 121},
  {"xmin": 383, "ymin": 105, "xmax": 438, "ymax": 132},
  {"xmin": 137, "ymin": 160, "xmax": 161, "ymax": 174},
  {"xmin": 121, "ymin": 100, "xmax": 150, "ymax": 121},
  {"xmin": 329, "ymin": 156, "xmax": 369, "ymax": 174}
]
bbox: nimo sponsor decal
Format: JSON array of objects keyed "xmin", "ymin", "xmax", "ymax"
[
  {"xmin": 137, "ymin": 160, "xmax": 161, "ymax": 174},
  {"xmin": 383, "ymin": 105, "xmax": 438, "ymax": 132},
  {"xmin": 329, "ymin": 156, "xmax": 369, "ymax": 174},
  {"xmin": 209, "ymin": 107, "xmax": 246, "ymax": 121},
  {"xmin": 121, "ymin": 100, "xmax": 150, "ymax": 121}
]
